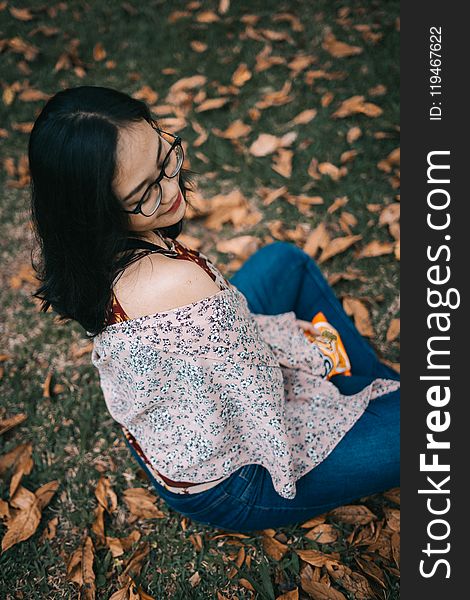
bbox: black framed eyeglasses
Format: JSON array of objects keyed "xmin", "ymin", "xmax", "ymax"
[{"xmin": 122, "ymin": 119, "xmax": 184, "ymax": 217}]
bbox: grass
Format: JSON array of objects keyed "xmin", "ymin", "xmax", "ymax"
[{"xmin": 1, "ymin": 1, "xmax": 399, "ymax": 598}]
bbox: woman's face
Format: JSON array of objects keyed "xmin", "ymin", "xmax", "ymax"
[{"xmin": 113, "ymin": 119, "xmax": 185, "ymax": 234}]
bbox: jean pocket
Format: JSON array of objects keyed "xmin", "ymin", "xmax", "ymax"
[
  {"xmin": 162, "ymin": 483, "xmax": 230, "ymax": 518},
  {"xmin": 223, "ymin": 464, "xmax": 263, "ymax": 503}
]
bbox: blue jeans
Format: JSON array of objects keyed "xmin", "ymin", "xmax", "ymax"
[{"xmin": 122, "ymin": 241, "xmax": 400, "ymax": 532}]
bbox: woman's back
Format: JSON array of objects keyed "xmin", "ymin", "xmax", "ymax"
[{"xmin": 108, "ymin": 235, "xmax": 228, "ymax": 325}]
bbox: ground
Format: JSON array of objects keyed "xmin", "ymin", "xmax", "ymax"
[{"xmin": 0, "ymin": 1, "xmax": 399, "ymax": 598}]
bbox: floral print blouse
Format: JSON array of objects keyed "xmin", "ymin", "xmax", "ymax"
[{"xmin": 90, "ymin": 236, "xmax": 400, "ymax": 500}]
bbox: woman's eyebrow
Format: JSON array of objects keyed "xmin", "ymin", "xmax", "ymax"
[{"xmin": 123, "ymin": 135, "xmax": 163, "ymax": 203}]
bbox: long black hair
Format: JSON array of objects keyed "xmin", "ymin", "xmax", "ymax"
[{"xmin": 29, "ymin": 85, "xmax": 197, "ymax": 338}]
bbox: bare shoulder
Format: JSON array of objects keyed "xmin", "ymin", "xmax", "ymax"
[{"xmin": 114, "ymin": 253, "xmax": 222, "ymax": 318}]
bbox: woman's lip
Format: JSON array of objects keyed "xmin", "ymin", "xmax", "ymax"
[{"xmin": 164, "ymin": 191, "xmax": 182, "ymax": 214}]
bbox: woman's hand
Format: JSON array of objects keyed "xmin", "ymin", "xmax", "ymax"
[{"xmin": 296, "ymin": 318, "xmax": 320, "ymax": 338}]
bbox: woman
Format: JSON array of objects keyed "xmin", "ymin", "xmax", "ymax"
[{"xmin": 29, "ymin": 85, "xmax": 400, "ymax": 533}]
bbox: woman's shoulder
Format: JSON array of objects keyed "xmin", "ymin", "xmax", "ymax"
[{"xmin": 114, "ymin": 252, "xmax": 221, "ymax": 319}]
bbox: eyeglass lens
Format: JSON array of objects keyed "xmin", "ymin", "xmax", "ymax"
[{"xmin": 139, "ymin": 143, "xmax": 183, "ymax": 216}]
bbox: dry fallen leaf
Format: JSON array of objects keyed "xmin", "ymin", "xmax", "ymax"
[
  {"xmin": 0, "ymin": 413, "xmax": 27, "ymax": 436},
  {"xmin": 1, "ymin": 485, "xmax": 42, "ymax": 552},
  {"xmin": 66, "ymin": 535, "xmax": 96, "ymax": 599},
  {"xmin": 216, "ymin": 235, "xmax": 260, "ymax": 260},
  {"xmin": 300, "ymin": 579, "xmax": 346, "ymax": 600},
  {"xmin": 305, "ymin": 523, "xmax": 338, "ymax": 544},
  {"xmin": 386, "ymin": 318, "xmax": 400, "ymax": 342},
  {"xmin": 326, "ymin": 561, "xmax": 375, "ymax": 600},
  {"xmin": 342, "ymin": 297, "xmax": 374, "ymax": 337},
  {"xmin": 295, "ymin": 548, "xmax": 339, "ymax": 568},
  {"xmin": 332, "ymin": 95, "xmax": 383, "ymax": 119},
  {"xmin": 328, "ymin": 505, "xmax": 377, "ymax": 525},
  {"xmin": 290, "ymin": 108, "xmax": 318, "ymax": 125},
  {"xmin": 272, "ymin": 148, "xmax": 293, "ymax": 178},
  {"xmin": 318, "ymin": 235, "xmax": 362, "ymax": 263},
  {"xmin": 356, "ymin": 240, "xmax": 395, "ymax": 258},
  {"xmin": 122, "ymin": 488, "xmax": 165, "ymax": 520},
  {"xmin": 194, "ymin": 97, "xmax": 230, "ymax": 112},
  {"xmin": 303, "ymin": 223, "xmax": 331, "ymax": 258},
  {"xmin": 262, "ymin": 535, "xmax": 289, "ymax": 560},
  {"xmin": 212, "ymin": 119, "xmax": 252, "ymax": 139},
  {"xmin": 346, "ymin": 126, "xmax": 362, "ymax": 143},
  {"xmin": 231, "ymin": 63, "xmax": 252, "ymax": 86},
  {"xmin": 327, "ymin": 196, "xmax": 349, "ymax": 214},
  {"xmin": 322, "ymin": 31, "xmax": 363, "ymax": 58},
  {"xmin": 276, "ymin": 589, "xmax": 299, "ymax": 600}
]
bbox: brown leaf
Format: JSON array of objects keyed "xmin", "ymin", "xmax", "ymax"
[
  {"xmin": 216, "ymin": 235, "xmax": 259, "ymax": 259},
  {"xmin": 295, "ymin": 549, "xmax": 338, "ymax": 568},
  {"xmin": 18, "ymin": 88, "xmax": 50, "ymax": 102},
  {"xmin": 379, "ymin": 203, "xmax": 400, "ymax": 226},
  {"xmin": 94, "ymin": 475, "xmax": 118, "ymax": 514},
  {"xmin": 190, "ymin": 41, "xmax": 208, "ymax": 53},
  {"xmin": 303, "ymin": 223, "xmax": 331, "ymax": 258},
  {"xmin": 291, "ymin": 109, "xmax": 318, "ymax": 125},
  {"xmin": 255, "ymin": 80, "xmax": 294, "ymax": 109},
  {"xmin": 318, "ymin": 235, "xmax": 363, "ymax": 263},
  {"xmin": 168, "ymin": 75, "xmax": 207, "ymax": 94},
  {"xmin": 318, "ymin": 162, "xmax": 345, "ymax": 181},
  {"xmin": 383, "ymin": 487, "xmax": 400, "ymax": 505},
  {"xmin": 339, "ymin": 211, "xmax": 357, "ymax": 235},
  {"xmin": 232, "ymin": 63, "xmax": 252, "ymax": 86},
  {"xmin": 194, "ymin": 97, "xmax": 230, "ymax": 112},
  {"xmin": 105, "ymin": 531, "xmax": 141, "ymax": 558},
  {"xmin": 342, "ymin": 297, "xmax": 374, "ymax": 337},
  {"xmin": 66, "ymin": 535, "xmax": 96, "ymax": 599},
  {"xmin": 322, "ymin": 31, "xmax": 363, "ymax": 58},
  {"xmin": 93, "ymin": 42, "xmax": 106, "ymax": 61},
  {"xmin": 354, "ymin": 556, "xmax": 387, "ymax": 589},
  {"xmin": 122, "ymin": 488, "xmax": 165, "ymax": 519},
  {"xmin": 188, "ymin": 571, "xmax": 201, "ymax": 587},
  {"xmin": 321, "ymin": 92, "xmax": 334, "ymax": 107},
  {"xmin": 1, "ymin": 486, "xmax": 42, "ymax": 552},
  {"xmin": 384, "ymin": 507, "xmax": 400, "ymax": 532},
  {"xmin": 328, "ymin": 505, "xmax": 377, "ymax": 525},
  {"xmin": 332, "ymin": 96, "xmax": 382, "ymax": 119},
  {"xmin": 35, "ymin": 480, "xmax": 59, "ymax": 511},
  {"xmin": 8, "ymin": 443, "xmax": 34, "ymax": 498},
  {"xmin": 213, "ymin": 119, "xmax": 251, "ymax": 139},
  {"xmin": 262, "ymin": 535, "xmax": 289, "ymax": 561},
  {"xmin": 300, "ymin": 579, "xmax": 346, "ymax": 600},
  {"xmin": 0, "ymin": 413, "xmax": 27, "ymax": 435},
  {"xmin": 132, "ymin": 85, "xmax": 158, "ymax": 105},
  {"xmin": 239, "ymin": 578, "xmax": 255, "ymax": 591},
  {"xmin": 196, "ymin": 10, "xmax": 220, "ymax": 23},
  {"xmin": 276, "ymin": 589, "xmax": 299, "ymax": 600},
  {"xmin": 326, "ymin": 562, "xmax": 375, "ymax": 600},
  {"xmin": 9, "ymin": 7, "xmax": 33, "ymax": 20},
  {"xmin": 305, "ymin": 524, "xmax": 338, "ymax": 544},
  {"xmin": 356, "ymin": 240, "xmax": 395, "ymax": 258},
  {"xmin": 288, "ymin": 54, "xmax": 315, "ymax": 73},
  {"xmin": 327, "ymin": 196, "xmax": 349, "ymax": 214},
  {"xmin": 394, "ymin": 240, "xmax": 400, "ymax": 261},
  {"xmin": 368, "ymin": 84, "xmax": 387, "ymax": 97},
  {"xmin": 300, "ymin": 514, "xmax": 327, "ymax": 528},
  {"xmin": 391, "ymin": 531, "xmax": 400, "ymax": 568},
  {"xmin": 249, "ymin": 133, "xmax": 282, "ymax": 157},
  {"xmin": 340, "ymin": 150, "xmax": 357, "ymax": 164},
  {"xmin": 386, "ymin": 318, "xmax": 400, "ymax": 342},
  {"xmin": 346, "ymin": 126, "xmax": 362, "ymax": 144},
  {"xmin": 272, "ymin": 148, "xmax": 293, "ymax": 178}
]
